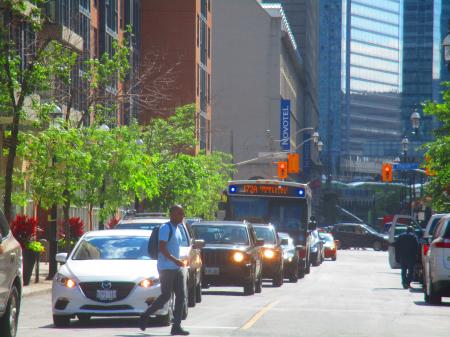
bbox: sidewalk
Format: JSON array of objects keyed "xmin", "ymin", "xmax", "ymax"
[{"xmin": 22, "ymin": 261, "xmax": 53, "ymax": 298}]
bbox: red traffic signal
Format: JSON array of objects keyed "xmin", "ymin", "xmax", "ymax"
[
  {"xmin": 381, "ymin": 163, "xmax": 393, "ymax": 182},
  {"xmin": 277, "ymin": 161, "xmax": 288, "ymax": 179}
]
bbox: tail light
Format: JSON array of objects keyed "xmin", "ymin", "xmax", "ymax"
[
  {"xmin": 423, "ymin": 244, "xmax": 429, "ymax": 256},
  {"xmin": 432, "ymin": 240, "xmax": 450, "ymax": 248}
]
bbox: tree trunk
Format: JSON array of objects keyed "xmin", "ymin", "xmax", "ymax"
[
  {"xmin": 63, "ymin": 190, "xmax": 71, "ymax": 253},
  {"xmin": 88, "ymin": 204, "xmax": 93, "ymax": 231},
  {"xmin": 4, "ymin": 112, "xmax": 20, "ymax": 222}
]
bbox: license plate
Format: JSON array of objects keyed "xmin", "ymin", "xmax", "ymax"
[
  {"xmin": 205, "ymin": 267, "xmax": 219, "ymax": 275},
  {"xmin": 96, "ymin": 289, "xmax": 117, "ymax": 301}
]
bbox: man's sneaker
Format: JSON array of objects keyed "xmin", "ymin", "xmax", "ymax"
[
  {"xmin": 138, "ymin": 315, "xmax": 147, "ymax": 332},
  {"xmin": 171, "ymin": 324, "xmax": 190, "ymax": 336}
]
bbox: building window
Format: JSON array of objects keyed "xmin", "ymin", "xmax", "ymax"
[
  {"xmin": 200, "ymin": 20, "xmax": 207, "ymax": 66},
  {"xmin": 201, "ymin": 0, "xmax": 207, "ymax": 18},
  {"xmin": 196, "ymin": 15, "xmax": 200, "ymax": 47},
  {"xmin": 197, "ymin": 64, "xmax": 200, "ymax": 96},
  {"xmin": 207, "ymin": 73, "xmax": 211, "ymax": 105},
  {"xmin": 207, "ymin": 27, "xmax": 211, "ymax": 59},
  {"xmin": 208, "ymin": 0, "xmax": 211, "ymax": 12},
  {"xmin": 93, "ymin": 27, "xmax": 98, "ymax": 58}
]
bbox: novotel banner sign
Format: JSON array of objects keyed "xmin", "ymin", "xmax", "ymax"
[{"xmin": 280, "ymin": 99, "xmax": 291, "ymax": 152}]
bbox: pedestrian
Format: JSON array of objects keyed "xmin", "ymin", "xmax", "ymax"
[
  {"xmin": 139, "ymin": 205, "xmax": 189, "ymax": 336},
  {"xmin": 394, "ymin": 226, "xmax": 419, "ymax": 289}
]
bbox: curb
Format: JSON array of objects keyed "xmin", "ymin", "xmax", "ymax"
[{"xmin": 23, "ymin": 285, "xmax": 52, "ymax": 298}]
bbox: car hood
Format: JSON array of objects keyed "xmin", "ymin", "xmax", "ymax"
[
  {"xmin": 62, "ymin": 259, "xmax": 159, "ymax": 282},
  {"xmin": 203, "ymin": 244, "xmax": 249, "ymax": 251}
]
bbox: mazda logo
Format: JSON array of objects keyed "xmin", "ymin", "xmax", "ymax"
[{"xmin": 101, "ymin": 281, "xmax": 112, "ymax": 289}]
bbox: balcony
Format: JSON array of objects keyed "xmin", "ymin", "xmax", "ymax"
[{"xmin": 41, "ymin": 23, "xmax": 83, "ymax": 53}]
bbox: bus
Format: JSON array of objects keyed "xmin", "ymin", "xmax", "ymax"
[{"xmin": 220, "ymin": 179, "xmax": 315, "ymax": 277}]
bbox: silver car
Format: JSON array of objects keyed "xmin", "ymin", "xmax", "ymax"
[{"xmin": 0, "ymin": 210, "xmax": 22, "ymax": 337}]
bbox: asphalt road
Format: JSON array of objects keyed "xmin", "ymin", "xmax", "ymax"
[{"xmin": 17, "ymin": 250, "xmax": 450, "ymax": 337}]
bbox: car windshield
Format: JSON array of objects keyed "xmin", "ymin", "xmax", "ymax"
[
  {"xmin": 429, "ymin": 217, "xmax": 444, "ymax": 236},
  {"xmin": 192, "ymin": 225, "xmax": 249, "ymax": 245},
  {"xmin": 319, "ymin": 233, "xmax": 334, "ymax": 242},
  {"xmin": 71, "ymin": 236, "xmax": 151, "ymax": 260},
  {"xmin": 116, "ymin": 222, "xmax": 190, "ymax": 246},
  {"xmin": 362, "ymin": 225, "xmax": 378, "ymax": 234},
  {"xmin": 254, "ymin": 227, "xmax": 277, "ymax": 244}
]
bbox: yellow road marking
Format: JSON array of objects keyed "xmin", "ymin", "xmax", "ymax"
[{"xmin": 240, "ymin": 300, "xmax": 280, "ymax": 330}]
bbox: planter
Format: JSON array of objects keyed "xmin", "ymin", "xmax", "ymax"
[{"xmin": 23, "ymin": 248, "xmax": 38, "ymax": 286}]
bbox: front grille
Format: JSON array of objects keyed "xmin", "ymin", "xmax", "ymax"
[
  {"xmin": 201, "ymin": 250, "xmax": 230, "ymax": 266},
  {"xmin": 79, "ymin": 282, "xmax": 135, "ymax": 303},
  {"xmin": 80, "ymin": 304, "xmax": 133, "ymax": 311}
]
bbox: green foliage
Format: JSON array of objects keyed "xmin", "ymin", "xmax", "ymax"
[
  {"xmin": 423, "ymin": 82, "xmax": 450, "ymax": 211},
  {"xmin": 26, "ymin": 241, "xmax": 45, "ymax": 253}
]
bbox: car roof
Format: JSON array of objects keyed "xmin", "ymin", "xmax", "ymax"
[
  {"xmin": 192, "ymin": 221, "xmax": 247, "ymax": 227},
  {"xmin": 118, "ymin": 218, "xmax": 169, "ymax": 224},
  {"xmin": 253, "ymin": 223, "xmax": 274, "ymax": 227},
  {"xmin": 84, "ymin": 229, "xmax": 152, "ymax": 237}
]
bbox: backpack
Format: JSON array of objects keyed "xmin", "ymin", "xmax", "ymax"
[{"xmin": 148, "ymin": 224, "xmax": 173, "ymax": 259}]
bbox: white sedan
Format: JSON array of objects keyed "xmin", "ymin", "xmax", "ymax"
[{"xmin": 52, "ymin": 230, "xmax": 174, "ymax": 327}]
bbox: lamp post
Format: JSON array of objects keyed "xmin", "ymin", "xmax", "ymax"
[
  {"xmin": 47, "ymin": 105, "xmax": 63, "ymax": 280},
  {"xmin": 410, "ymin": 110, "xmax": 421, "ymax": 133},
  {"xmin": 443, "ymin": 19, "xmax": 450, "ymax": 71},
  {"xmin": 98, "ymin": 124, "xmax": 110, "ymax": 230}
]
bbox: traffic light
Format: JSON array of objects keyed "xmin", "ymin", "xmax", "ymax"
[
  {"xmin": 381, "ymin": 163, "xmax": 393, "ymax": 182},
  {"xmin": 287, "ymin": 153, "xmax": 300, "ymax": 173},
  {"xmin": 277, "ymin": 161, "xmax": 288, "ymax": 179}
]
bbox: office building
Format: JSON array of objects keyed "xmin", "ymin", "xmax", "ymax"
[
  {"xmin": 212, "ymin": 0, "xmax": 307, "ymax": 181},
  {"xmin": 140, "ymin": 0, "xmax": 212, "ymax": 152}
]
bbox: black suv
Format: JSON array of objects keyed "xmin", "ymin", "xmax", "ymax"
[
  {"xmin": 331, "ymin": 223, "xmax": 388, "ymax": 251},
  {"xmin": 191, "ymin": 221, "xmax": 264, "ymax": 295},
  {"xmin": 0, "ymin": 209, "xmax": 22, "ymax": 337},
  {"xmin": 254, "ymin": 224, "xmax": 284, "ymax": 287}
]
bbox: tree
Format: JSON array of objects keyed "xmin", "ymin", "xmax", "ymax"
[
  {"xmin": 0, "ymin": 1, "xmax": 77, "ymax": 220},
  {"xmin": 423, "ymin": 83, "xmax": 450, "ymax": 211}
]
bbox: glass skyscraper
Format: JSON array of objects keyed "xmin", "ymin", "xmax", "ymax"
[{"xmin": 341, "ymin": 0, "xmax": 403, "ymax": 168}]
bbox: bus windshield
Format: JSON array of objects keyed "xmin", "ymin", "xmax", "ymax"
[{"xmin": 228, "ymin": 196, "xmax": 305, "ymax": 231}]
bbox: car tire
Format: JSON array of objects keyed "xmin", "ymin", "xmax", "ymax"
[
  {"xmin": 195, "ymin": 282, "xmax": 202, "ymax": 303},
  {"xmin": 53, "ymin": 315, "xmax": 71, "ymax": 328},
  {"xmin": 255, "ymin": 273, "xmax": 262, "ymax": 293},
  {"xmin": 187, "ymin": 282, "xmax": 196, "ymax": 308},
  {"xmin": 428, "ymin": 279, "xmax": 442, "ymax": 305},
  {"xmin": 243, "ymin": 277, "xmax": 255, "ymax": 296},
  {"xmin": 311, "ymin": 253, "xmax": 320, "ymax": 267},
  {"xmin": 0, "ymin": 286, "xmax": 20, "ymax": 337},
  {"xmin": 332, "ymin": 256, "xmax": 337, "ymax": 261},
  {"xmin": 373, "ymin": 241, "xmax": 382, "ymax": 251},
  {"xmin": 273, "ymin": 270, "xmax": 283, "ymax": 287},
  {"xmin": 76, "ymin": 314, "xmax": 91, "ymax": 322},
  {"xmin": 289, "ymin": 263, "xmax": 299, "ymax": 283},
  {"xmin": 305, "ymin": 257, "xmax": 311, "ymax": 274}
]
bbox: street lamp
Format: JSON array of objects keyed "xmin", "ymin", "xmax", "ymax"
[
  {"xmin": 443, "ymin": 19, "xmax": 450, "ymax": 70},
  {"xmin": 312, "ymin": 131, "xmax": 320, "ymax": 144},
  {"xmin": 410, "ymin": 110, "xmax": 421, "ymax": 131},
  {"xmin": 401, "ymin": 137, "xmax": 409, "ymax": 155},
  {"xmin": 317, "ymin": 141, "xmax": 324, "ymax": 152}
]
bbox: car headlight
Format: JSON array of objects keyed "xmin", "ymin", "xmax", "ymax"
[
  {"xmin": 311, "ymin": 246, "xmax": 318, "ymax": 253},
  {"xmin": 55, "ymin": 273, "xmax": 77, "ymax": 288},
  {"xmin": 233, "ymin": 252, "xmax": 245, "ymax": 262},
  {"xmin": 139, "ymin": 278, "xmax": 160, "ymax": 288},
  {"xmin": 264, "ymin": 249, "xmax": 275, "ymax": 259}
]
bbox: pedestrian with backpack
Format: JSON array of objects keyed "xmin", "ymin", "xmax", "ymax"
[{"xmin": 139, "ymin": 205, "xmax": 190, "ymax": 336}]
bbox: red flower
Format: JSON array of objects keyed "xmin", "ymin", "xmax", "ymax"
[
  {"xmin": 10, "ymin": 215, "xmax": 39, "ymax": 249},
  {"xmin": 106, "ymin": 217, "xmax": 120, "ymax": 229},
  {"xmin": 69, "ymin": 217, "xmax": 85, "ymax": 238}
]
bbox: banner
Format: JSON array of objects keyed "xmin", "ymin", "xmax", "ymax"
[{"xmin": 280, "ymin": 99, "xmax": 291, "ymax": 151}]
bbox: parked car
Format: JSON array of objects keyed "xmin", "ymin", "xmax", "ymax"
[
  {"xmin": 52, "ymin": 230, "xmax": 180, "ymax": 327},
  {"xmin": 0, "ymin": 209, "xmax": 22, "ymax": 337},
  {"xmin": 116, "ymin": 215, "xmax": 204, "ymax": 308},
  {"xmin": 254, "ymin": 224, "xmax": 284, "ymax": 287},
  {"xmin": 191, "ymin": 221, "xmax": 264, "ymax": 295},
  {"xmin": 332, "ymin": 223, "xmax": 388, "ymax": 251},
  {"xmin": 309, "ymin": 230, "xmax": 324, "ymax": 266},
  {"xmin": 319, "ymin": 232, "xmax": 337, "ymax": 261},
  {"xmin": 278, "ymin": 232, "xmax": 299, "ymax": 282},
  {"xmin": 424, "ymin": 214, "xmax": 450, "ymax": 304},
  {"xmin": 387, "ymin": 215, "xmax": 422, "ymax": 269},
  {"xmin": 421, "ymin": 214, "xmax": 447, "ymax": 288}
]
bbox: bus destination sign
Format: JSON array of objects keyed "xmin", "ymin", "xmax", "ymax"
[{"xmin": 229, "ymin": 184, "xmax": 305, "ymax": 198}]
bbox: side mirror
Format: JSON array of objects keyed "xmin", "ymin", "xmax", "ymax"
[
  {"xmin": 256, "ymin": 238, "xmax": 265, "ymax": 247},
  {"xmin": 56, "ymin": 252, "xmax": 68, "ymax": 264},
  {"xmin": 193, "ymin": 239, "xmax": 205, "ymax": 249},
  {"xmin": 280, "ymin": 238, "xmax": 289, "ymax": 246}
]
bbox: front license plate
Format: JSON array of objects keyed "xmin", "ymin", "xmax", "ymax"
[
  {"xmin": 205, "ymin": 267, "xmax": 219, "ymax": 275},
  {"xmin": 96, "ymin": 289, "xmax": 117, "ymax": 301}
]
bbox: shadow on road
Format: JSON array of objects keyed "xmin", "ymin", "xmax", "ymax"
[
  {"xmin": 372, "ymin": 287, "xmax": 404, "ymax": 291},
  {"xmin": 39, "ymin": 317, "xmax": 169, "ymax": 330},
  {"xmin": 202, "ymin": 290, "xmax": 245, "ymax": 296},
  {"xmin": 408, "ymin": 287, "xmax": 423, "ymax": 293},
  {"xmin": 414, "ymin": 301, "xmax": 450, "ymax": 307}
]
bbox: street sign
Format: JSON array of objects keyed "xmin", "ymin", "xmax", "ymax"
[
  {"xmin": 280, "ymin": 99, "xmax": 291, "ymax": 152},
  {"xmin": 393, "ymin": 163, "xmax": 419, "ymax": 171}
]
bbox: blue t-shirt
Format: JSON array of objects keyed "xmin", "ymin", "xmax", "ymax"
[{"xmin": 157, "ymin": 222, "xmax": 183, "ymax": 270}]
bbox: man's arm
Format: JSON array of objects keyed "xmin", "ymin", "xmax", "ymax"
[{"xmin": 159, "ymin": 240, "xmax": 185, "ymax": 267}]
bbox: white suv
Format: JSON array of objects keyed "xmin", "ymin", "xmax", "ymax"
[
  {"xmin": 424, "ymin": 214, "xmax": 450, "ymax": 304},
  {"xmin": 421, "ymin": 214, "xmax": 446, "ymax": 287},
  {"xmin": 0, "ymin": 210, "xmax": 22, "ymax": 337}
]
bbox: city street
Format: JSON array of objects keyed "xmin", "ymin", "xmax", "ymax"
[{"xmin": 17, "ymin": 250, "xmax": 450, "ymax": 337}]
